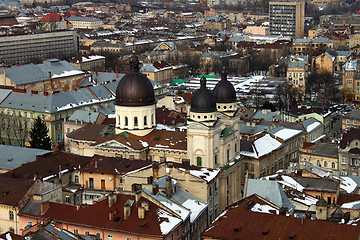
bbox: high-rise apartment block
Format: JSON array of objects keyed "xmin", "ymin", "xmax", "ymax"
[
  {"xmin": 0, "ymin": 30, "xmax": 78, "ymax": 65},
  {"xmin": 269, "ymin": 0, "xmax": 305, "ymax": 39}
]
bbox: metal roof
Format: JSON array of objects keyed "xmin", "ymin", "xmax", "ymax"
[
  {"xmin": 246, "ymin": 179, "xmax": 295, "ymax": 213},
  {"xmin": 0, "ymin": 60, "xmax": 84, "ymax": 86},
  {"xmin": 0, "ymin": 145, "xmax": 50, "ymax": 171}
]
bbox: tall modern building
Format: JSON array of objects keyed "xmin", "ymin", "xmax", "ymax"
[
  {"xmin": 269, "ymin": 0, "xmax": 305, "ymax": 39},
  {"xmin": 0, "ymin": 30, "xmax": 78, "ymax": 65}
]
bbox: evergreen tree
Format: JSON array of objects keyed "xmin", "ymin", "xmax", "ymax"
[{"xmin": 29, "ymin": 116, "xmax": 51, "ymax": 150}]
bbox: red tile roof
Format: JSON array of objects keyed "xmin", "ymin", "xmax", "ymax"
[
  {"xmin": 20, "ymin": 193, "xmax": 180, "ymax": 237},
  {"xmin": 2, "ymin": 152, "xmax": 90, "ymax": 180},
  {"xmin": 69, "ymin": 125, "xmax": 187, "ymax": 151},
  {"xmin": 340, "ymin": 128, "xmax": 360, "ymax": 149},
  {"xmin": 0, "ymin": 176, "xmax": 34, "ymax": 207},
  {"xmin": 156, "ymin": 107, "xmax": 186, "ymax": 126},
  {"xmin": 202, "ymin": 198, "xmax": 360, "ymax": 240},
  {"xmin": 80, "ymin": 156, "xmax": 152, "ymax": 174},
  {"xmin": 0, "ymin": 232, "xmax": 21, "ymax": 240},
  {"xmin": 41, "ymin": 13, "xmax": 62, "ymax": 22},
  {"xmin": 337, "ymin": 193, "xmax": 360, "ymax": 205}
]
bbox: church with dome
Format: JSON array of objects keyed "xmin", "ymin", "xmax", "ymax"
[{"xmin": 67, "ymin": 56, "xmax": 242, "ymax": 210}]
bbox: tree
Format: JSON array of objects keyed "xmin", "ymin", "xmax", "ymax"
[{"xmin": 29, "ymin": 116, "xmax": 51, "ymax": 150}]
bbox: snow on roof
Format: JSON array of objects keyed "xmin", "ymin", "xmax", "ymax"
[
  {"xmin": 340, "ymin": 176, "xmax": 358, "ymax": 194},
  {"xmin": 139, "ymin": 140, "xmax": 148, "ymax": 147},
  {"xmin": 159, "ymin": 199, "xmax": 190, "ymax": 221},
  {"xmin": 252, "ymin": 134, "xmax": 282, "ymax": 159},
  {"xmin": 279, "ymin": 176, "xmax": 304, "ymax": 192},
  {"xmin": 174, "ymin": 96, "xmax": 185, "ymax": 104},
  {"xmin": 342, "ymin": 200, "xmax": 360, "ymax": 209},
  {"xmin": 178, "ymin": 167, "xmax": 220, "ymax": 183},
  {"xmin": 251, "ymin": 203, "xmax": 278, "ymax": 214},
  {"xmin": 52, "ymin": 70, "xmax": 84, "ymax": 78},
  {"xmin": 75, "ymin": 55, "xmax": 105, "ymax": 63},
  {"xmin": 156, "ymin": 124, "xmax": 175, "ymax": 131},
  {"xmin": 182, "ymin": 199, "xmax": 207, "ymax": 223},
  {"xmin": 292, "ymin": 195, "xmax": 318, "ymax": 206},
  {"xmin": 306, "ymin": 121, "xmax": 321, "ymax": 133},
  {"xmin": 157, "ymin": 208, "xmax": 182, "ymax": 235},
  {"xmin": 343, "ymin": 60, "xmax": 357, "ymax": 70},
  {"xmin": 122, "ymin": 164, "xmax": 152, "ymax": 176},
  {"xmin": 271, "ymin": 127, "xmax": 302, "ymax": 141}
]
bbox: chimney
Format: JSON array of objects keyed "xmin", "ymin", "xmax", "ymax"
[
  {"xmin": 141, "ymin": 201, "xmax": 150, "ymax": 211},
  {"xmin": 108, "ymin": 195, "xmax": 113, "ymax": 208},
  {"xmin": 152, "ymin": 184, "xmax": 159, "ymax": 195},
  {"xmin": 138, "ymin": 206, "xmax": 145, "ymax": 219},
  {"xmin": 76, "ymin": 205, "xmax": 80, "ymax": 210},
  {"xmin": 33, "ymin": 173, "xmax": 38, "ymax": 180},
  {"xmin": 124, "ymin": 204, "xmax": 131, "ymax": 219},
  {"xmin": 41, "ymin": 202, "xmax": 50, "ymax": 215},
  {"xmin": 95, "ymin": 161, "xmax": 98, "ymax": 169},
  {"xmin": 279, "ymin": 207, "xmax": 287, "ymax": 215},
  {"xmin": 109, "ymin": 211, "xmax": 114, "ymax": 221},
  {"xmin": 135, "ymin": 190, "xmax": 141, "ymax": 203},
  {"xmin": 166, "ymin": 177, "xmax": 172, "ymax": 197},
  {"xmin": 32, "ymin": 194, "xmax": 42, "ymax": 201},
  {"xmin": 48, "ymin": 71, "xmax": 51, "ymax": 79}
]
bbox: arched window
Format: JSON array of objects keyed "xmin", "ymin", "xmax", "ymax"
[
  {"xmin": 134, "ymin": 117, "xmax": 138, "ymax": 126},
  {"xmin": 144, "ymin": 116, "xmax": 147, "ymax": 126},
  {"xmin": 332, "ymin": 162, "xmax": 335, "ymax": 169},
  {"xmin": 197, "ymin": 157, "xmax": 202, "ymax": 167},
  {"xmin": 74, "ymin": 175, "xmax": 79, "ymax": 184},
  {"xmin": 324, "ymin": 161, "xmax": 328, "ymax": 168},
  {"xmin": 125, "ymin": 117, "xmax": 128, "ymax": 126},
  {"xmin": 317, "ymin": 160, "xmax": 321, "ymax": 167},
  {"xmin": 9, "ymin": 210, "xmax": 14, "ymax": 221}
]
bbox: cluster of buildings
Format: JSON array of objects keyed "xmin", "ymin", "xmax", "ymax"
[{"xmin": 3, "ymin": 0, "xmax": 360, "ymax": 239}]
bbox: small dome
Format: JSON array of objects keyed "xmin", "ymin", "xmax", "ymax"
[
  {"xmin": 190, "ymin": 76, "xmax": 216, "ymax": 113},
  {"xmin": 115, "ymin": 56, "xmax": 156, "ymax": 107},
  {"xmin": 213, "ymin": 71, "xmax": 236, "ymax": 103}
]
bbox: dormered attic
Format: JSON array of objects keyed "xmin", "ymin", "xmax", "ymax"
[
  {"xmin": 67, "ymin": 124, "xmax": 187, "ymax": 162},
  {"xmin": 0, "ymin": 59, "xmax": 85, "ymax": 94},
  {"xmin": 202, "ymin": 194, "xmax": 360, "ymax": 240},
  {"xmin": 19, "ymin": 192, "xmax": 184, "ymax": 239}
]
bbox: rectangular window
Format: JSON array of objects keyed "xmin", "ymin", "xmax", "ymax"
[
  {"xmin": 119, "ymin": 178, "xmax": 123, "ymax": 185},
  {"xmin": 107, "ymin": 235, "xmax": 113, "ymax": 240},
  {"xmin": 65, "ymin": 195, "xmax": 70, "ymax": 203},
  {"xmin": 89, "ymin": 178, "xmax": 94, "ymax": 189},
  {"xmin": 85, "ymin": 231, "xmax": 89, "ymax": 235},
  {"xmin": 342, "ymin": 156, "xmax": 347, "ymax": 164},
  {"xmin": 74, "ymin": 229, "xmax": 78, "ymax": 235},
  {"xmin": 197, "ymin": 157, "xmax": 202, "ymax": 166}
]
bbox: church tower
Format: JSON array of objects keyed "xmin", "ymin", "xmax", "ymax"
[
  {"xmin": 115, "ymin": 56, "xmax": 157, "ymax": 136},
  {"xmin": 213, "ymin": 70, "xmax": 240, "ymax": 154},
  {"xmin": 187, "ymin": 76, "xmax": 224, "ymax": 169}
]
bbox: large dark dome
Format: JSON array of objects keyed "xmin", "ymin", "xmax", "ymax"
[
  {"xmin": 115, "ymin": 56, "xmax": 156, "ymax": 107},
  {"xmin": 190, "ymin": 76, "xmax": 216, "ymax": 113},
  {"xmin": 213, "ymin": 72, "xmax": 236, "ymax": 103}
]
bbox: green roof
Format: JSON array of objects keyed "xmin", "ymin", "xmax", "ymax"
[
  {"xmin": 221, "ymin": 127, "xmax": 232, "ymax": 138},
  {"xmin": 200, "ymin": 75, "xmax": 217, "ymax": 79},
  {"xmin": 100, "ymin": 125, "xmax": 115, "ymax": 137},
  {"xmin": 170, "ymin": 78, "xmax": 187, "ymax": 86}
]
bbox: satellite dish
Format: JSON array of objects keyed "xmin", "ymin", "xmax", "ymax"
[
  {"xmin": 109, "ymin": 177, "xmax": 113, "ymax": 181},
  {"xmin": 165, "ymin": 168, "xmax": 170, "ymax": 174}
]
